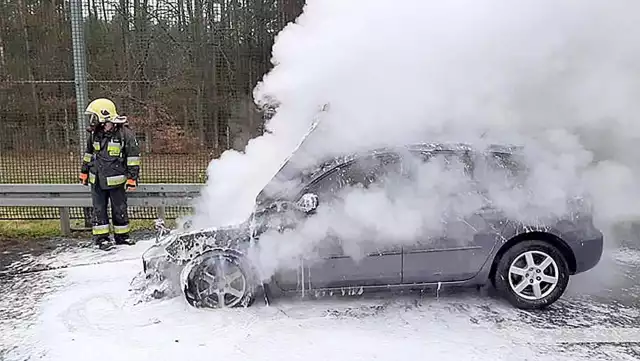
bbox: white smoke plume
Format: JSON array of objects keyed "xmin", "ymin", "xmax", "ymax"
[{"xmin": 189, "ymin": 0, "xmax": 640, "ymax": 289}]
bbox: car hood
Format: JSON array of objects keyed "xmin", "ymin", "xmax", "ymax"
[{"xmin": 162, "ymin": 222, "xmax": 253, "ymax": 263}]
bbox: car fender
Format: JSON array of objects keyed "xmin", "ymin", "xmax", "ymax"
[{"xmin": 487, "ymin": 220, "xmax": 583, "ymax": 278}]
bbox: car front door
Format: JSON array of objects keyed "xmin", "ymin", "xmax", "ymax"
[
  {"xmin": 401, "ymin": 150, "xmax": 500, "ymax": 284},
  {"xmin": 300, "ymin": 153, "xmax": 405, "ymax": 289}
]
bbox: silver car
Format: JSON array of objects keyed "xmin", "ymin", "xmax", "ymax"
[{"xmin": 141, "ymin": 143, "xmax": 603, "ymax": 310}]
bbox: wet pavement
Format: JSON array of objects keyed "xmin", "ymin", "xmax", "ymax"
[{"xmin": 0, "ymin": 229, "xmax": 639, "ymax": 361}]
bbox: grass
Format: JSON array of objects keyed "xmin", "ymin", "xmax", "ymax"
[
  {"xmin": 0, "ymin": 218, "xmax": 178, "ymax": 240},
  {"xmin": 1, "ymin": 152, "xmax": 211, "ymax": 183},
  {"xmin": 0, "ymin": 206, "xmax": 194, "ymax": 220},
  {"xmin": 0, "ymin": 220, "xmax": 65, "ymax": 239}
]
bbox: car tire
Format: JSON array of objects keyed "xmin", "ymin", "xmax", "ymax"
[
  {"xmin": 182, "ymin": 249, "xmax": 258, "ymax": 309},
  {"xmin": 493, "ymin": 240, "xmax": 570, "ymax": 310}
]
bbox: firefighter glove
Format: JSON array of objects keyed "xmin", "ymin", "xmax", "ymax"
[
  {"xmin": 126, "ymin": 178, "xmax": 137, "ymax": 191},
  {"xmin": 79, "ymin": 173, "xmax": 89, "ymax": 186}
]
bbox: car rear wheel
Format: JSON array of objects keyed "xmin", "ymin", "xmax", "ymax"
[
  {"xmin": 494, "ymin": 240, "xmax": 570, "ymax": 310},
  {"xmin": 182, "ymin": 250, "xmax": 257, "ymax": 309}
]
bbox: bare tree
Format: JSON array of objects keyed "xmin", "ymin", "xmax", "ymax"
[{"xmin": 0, "ymin": 0, "xmax": 305, "ymax": 160}]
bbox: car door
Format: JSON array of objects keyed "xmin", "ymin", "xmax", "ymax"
[
  {"xmin": 401, "ymin": 150, "xmax": 500, "ymax": 284},
  {"xmin": 301, "ymin": 153, "xmax": 405, "ymax": 289}
]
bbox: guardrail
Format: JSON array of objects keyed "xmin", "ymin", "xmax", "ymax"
[{"xmin": 0, "ymin": 184, "xmax": 203, "ymax": 235}]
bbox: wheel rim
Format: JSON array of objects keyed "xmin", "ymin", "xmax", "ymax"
[
  {"xmin": 508, "ymin": 250, "xmax": 559, "ymax": 301},
  {"xmin": 193, "ymin": 256, "xmax": 247, "ymax": 308}
]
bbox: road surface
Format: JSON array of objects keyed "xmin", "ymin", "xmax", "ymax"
[{"xmin": 1, "ymin": 232, "xmax": 639, "ymax": 361}]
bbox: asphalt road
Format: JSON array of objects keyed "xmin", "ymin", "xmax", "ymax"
[{"xmin": 0, "ymin": 228, "xmax": 639, "ymax": 361}]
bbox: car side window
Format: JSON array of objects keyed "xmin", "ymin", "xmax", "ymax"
[
  {"xmin": 487, "ymin": 152, "xmax": 527, "ymax": 179},
  {"xmin": 300, "ymin": 152, "xmax": 402, "ymax": 198},
  {"xmin": 472, "ymin": 151, "xmax": 528, "ymax": 191},
  {"xmin": 359, "ymin": 152, "xmax": 405, "ymax": 186}
]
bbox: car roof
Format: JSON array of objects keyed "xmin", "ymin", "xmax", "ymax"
[{"xmin": 404, "ymin": 142, "xmax": 523, "ymax": 154}]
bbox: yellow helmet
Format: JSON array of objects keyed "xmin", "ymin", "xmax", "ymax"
[{"xmin": 85, "ymin": 98, "xmax": 126, "ymax": 124}]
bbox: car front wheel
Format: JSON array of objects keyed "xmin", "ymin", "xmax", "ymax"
[
  {"xmin": 494, "ymin": 240, "xmax": 570, "ymax": 310},
  {"xmin": 182, "ymin": 250, "xmax": 258, "ymax": 309}
]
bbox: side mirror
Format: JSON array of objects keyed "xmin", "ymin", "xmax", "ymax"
[{"xmin": 296, "ymin": 193, "xmax": 319, "ymax": 213}]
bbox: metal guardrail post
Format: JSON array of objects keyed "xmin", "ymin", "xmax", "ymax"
[{"xmin": 59, "ymin": 207, "xmax": 71, "ymax": 236}]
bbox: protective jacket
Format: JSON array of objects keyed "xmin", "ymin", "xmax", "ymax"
[{"xmin": 81, "ymin": 124, "xmax": 140, "ymax": 190}]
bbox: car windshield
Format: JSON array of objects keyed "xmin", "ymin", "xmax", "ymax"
[{"xmin": 253, "ymin": 152, "xmax": 342, "ymax": 211}]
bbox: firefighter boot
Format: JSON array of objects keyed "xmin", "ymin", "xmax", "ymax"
[
  {"xmin": 95, "ymin": 236, "xmax": 116, "ymax": 251},
  {"xmin": 114, "ymin": 235, "xmax": 136, "ymax": 246}
]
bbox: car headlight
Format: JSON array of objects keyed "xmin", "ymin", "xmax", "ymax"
[{"xmin": 142, "ymin": 240, "xmax": 172, "ymax": 273}]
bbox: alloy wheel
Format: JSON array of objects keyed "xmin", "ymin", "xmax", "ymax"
[
  {"xmin": 194, "ymin": 256, "xmax": 247, "ymax": 308},
  {"xmin": 508, "ymin": 250, "xmax": 559, "ymax": 301}
]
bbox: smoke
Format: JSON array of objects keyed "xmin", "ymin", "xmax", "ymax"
[
  {"xmin": 189, "ymin": 0, "xmax": 640, "ymax": 290},
  {"xmin": 247, "ymin": 151, "xmax": 486, "ymax": 276}
]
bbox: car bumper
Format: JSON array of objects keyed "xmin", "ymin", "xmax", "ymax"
[
  {"xmin": 140, "ymin": 243, "xmax": 184, "ymax": 299},
  {"xmin": 142, "ymin": 243, "xmax": 171, "ymax": 273},
  {"xmin": 569, "ymin": 230, "xmax": 604, "ymax": 274}
]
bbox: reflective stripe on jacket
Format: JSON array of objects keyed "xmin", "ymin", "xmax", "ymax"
[{"xmin": 80, "ymin": 125, "xmax": 141, "ymax": 189}]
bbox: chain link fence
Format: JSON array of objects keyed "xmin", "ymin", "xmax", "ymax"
[{"xmin": 0, "ymin": 0, "xmax": 305, "ymax": 220}]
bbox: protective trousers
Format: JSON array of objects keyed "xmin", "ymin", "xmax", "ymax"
[{"xmin": 91, "ymin": 182, "xmax": 130, "ymax": 243}]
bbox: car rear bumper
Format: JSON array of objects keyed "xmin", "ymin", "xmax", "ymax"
[{"xmin": 569, "ymin": 230, "xmax": 604, "ymax": 274}]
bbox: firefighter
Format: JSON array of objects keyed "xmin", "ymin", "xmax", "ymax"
[{"xmin": 79, "ymin": 98, "xmax": 141, "ymax": 251}]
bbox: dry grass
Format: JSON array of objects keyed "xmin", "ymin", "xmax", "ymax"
[
  {"xmin": 0, "ymin": 206, "xmax": 194, "ymax": 220},
  {"xmin": 0, "ymin": 220, "xmax": 65, "ymax": 239},
  {"xmin": 0, "ymin": 219, "xmax": 178, "ymax": 239},
  {"xmin": 1, "ymin": 152, "xmax": 212, "ymax": 183}
]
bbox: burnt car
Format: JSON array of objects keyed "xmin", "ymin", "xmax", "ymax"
[{"xmin": 141, "ymin": 142, "xmax": 603, "ymax": 310}]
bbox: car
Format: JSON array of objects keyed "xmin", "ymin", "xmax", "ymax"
[{"xmin": 140, "ymin": 142, "xmax": 604, "ymax": 310}]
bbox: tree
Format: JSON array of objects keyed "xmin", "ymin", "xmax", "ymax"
[{"xmin": 0, "ymin": 0, "xmax": 305, "ymax": 180}]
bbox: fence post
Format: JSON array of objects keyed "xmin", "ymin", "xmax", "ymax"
[
  {"xmin": 70, "ymin": 0, "xmax": 92, "ymax": 227},
  {"xmin": 70, "ymin": 0, "xmax": 88, "ymax": 148}
]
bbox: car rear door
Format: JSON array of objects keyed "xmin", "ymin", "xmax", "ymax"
[
  {"xmin": 401, "ymin": 150, "xmax": 500, "ymax": 284},
  {"xmin": 301, "ymin": 153, "xmax": 405, "ymax": 289}
]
